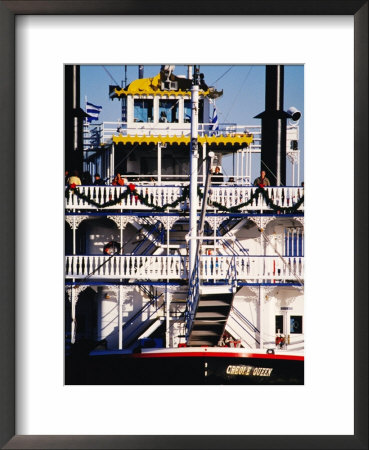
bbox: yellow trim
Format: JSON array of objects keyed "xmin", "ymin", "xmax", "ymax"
[
  {"xmin": 112, "ymin": 134, "xmax": 253, "ymax": 146},
  {"xmin": 114, "ymin": 87, "xmax": 210, "ymax": 98},
  {"xmin": 113, "ymin": 73, "xmax": 210, "ymax": 97}
]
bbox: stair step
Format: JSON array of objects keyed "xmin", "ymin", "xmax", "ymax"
[
  {"xmin": 190, "ymin": 330, "xmax": 219, "ymax": 336},
  {"xmin": 192, "ymin": 320, "xmax": 225, "ymax": 327},
  {"xmin": 198, "ymin": 300, "xmax": 230, "ymax": 307},
  {"xmin": 195, "ymin": 312, "xmax": 228, "ymax": 319},
  {"xmin": 188, "ymin": 340, "xmax": 216, "ymax": 346}
]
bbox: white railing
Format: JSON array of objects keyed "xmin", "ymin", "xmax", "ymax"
[
  {"xmin": 65, "ymin": 185, "xmax": 304, "ymax": 211},
  {"xmin": 65, "ymin": 255, "xmax": 187, "ymax": 280},
  {"xmin": 65, "ymin": 255, "xmax": 304, "ymax": 282},
  {"xmin": 91, "ymin": 122, "xmax": 258, "ymax": 145},
  {"xmin": 200, "ymin": 255, "xmax": 304, "ymax": 281},
  {"xmin": 86, "ymin": 122, "xmax": 298, "ymax": 151}
]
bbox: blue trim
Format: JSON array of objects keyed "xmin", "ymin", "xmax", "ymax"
[
  {"xmin": 65, "ymin": 281, "xmax": 186, "ymax": 286},
  {"xmin": 65, "ymin": 211, "xmax": 304, "ymax": 218},
  {"xmin": 65, "ymin": 281, "xmax": 301, "ymax": 288}
]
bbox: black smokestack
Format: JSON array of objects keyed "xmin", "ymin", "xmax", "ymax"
[
  {"xmin": 65, "ymin": 65, "xmax": 84, "ymax": 174},
  {"xmin": 255, "ymin": 65, "xmax": 289, "ymax": 186},
  {"xmin": 138, "ymin": 65, "xmax": 144, "ymax": 79}
]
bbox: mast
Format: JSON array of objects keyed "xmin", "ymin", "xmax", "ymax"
[{"xmin": 189, "ymin": 66, "xmax": 200, "ymax": 279}]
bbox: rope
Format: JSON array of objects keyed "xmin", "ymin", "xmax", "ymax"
[
  {"xmin": 210, "ymin": 66, "xmax": 234, "ymax": 85},
  {"xmin": 223, "ymin": 67, "xmax": 253, "ymax": 122}
]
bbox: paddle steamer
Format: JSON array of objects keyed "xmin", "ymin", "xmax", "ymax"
[{"xmin": 65, "ymin": 64, "xmax": 304, "ymax": 384}]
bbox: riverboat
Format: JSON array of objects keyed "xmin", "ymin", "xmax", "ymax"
[{"xmin": 65, "ymin": 64, "xmax": 304, "ymax": 384}]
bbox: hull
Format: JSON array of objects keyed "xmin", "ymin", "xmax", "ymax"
[{"xmin": 66, "ymin": 348, "xmax": 304, "ymax": 385}]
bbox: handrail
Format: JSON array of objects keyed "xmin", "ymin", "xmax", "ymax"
[
  {"xmin": 185, "ymin": 256, "xmax": 200, "ymax": 340},
  {"xmin": 132, "ymin": 220, "xmax": 164, "ymax": 256},
  {"xmin": 123, "ymin": 301, "xmax": 165, "ymax": 345},
  {"xmin": 227, "ymin": 320, "xmax": 260, "ymax": 346},
  {"xmin": 123, "ymin": 291, "xmax": 163, "ymax": 331},
  {"xmin": 231, "ymin": 305, "xmax": 260, "ymax": 334}
]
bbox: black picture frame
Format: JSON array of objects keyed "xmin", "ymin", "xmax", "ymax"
[{"xmin": 0, "ymin": 1, "xmax": 367, "ymax": 449}]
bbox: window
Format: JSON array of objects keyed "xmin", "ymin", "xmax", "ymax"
[
  {"xmin": 159, "ymin": 99, "xmax": 179, "ymax": 123},
  {"xmin": 134, "ymin": 99, "xmax": 153, "ymax": 122},
  {"xmin": 184, "ymin": 99, "xmax": 204, "ymax": 123},
  {"xmin": 184, "ymin": 101, "xmax": 191, "ymax": 122},
  {"xmin": 275, "ymin": 315, "xmax": 284, "ymax": 334},
  {"xmin": 290, "ymin": 315, "xmax": 303, "ymax": 334}
]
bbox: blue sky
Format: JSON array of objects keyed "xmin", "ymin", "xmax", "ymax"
[{"xmin": 80, "ymin": 65, "xmax": 304, "ymax": 185}]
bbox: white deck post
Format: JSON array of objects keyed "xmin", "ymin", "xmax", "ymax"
[
  {"xmin": 259, "ymin": 285, "xmax": 263, "ymax": 349},
  {"xmin": 71, "ymin": 288, "xmax": 76, "ymax": 344},
  {"xmin": 202, "ymin": 142, "xmax": 206, "ymax": 185},
  {"xmin": 118, "ymin": 285, "xmax": 123, "ymax": 350},
  {"xmin": 189, "ymin": 82, "xmax": 199, "ymax": 278},
  {"xmin": 165, "ymin": 211, "xmax": 170, "ymax": 348},
  {"xmin": 72, "ymin": 216, "xmax": 76, "ymax": 255},
  {"xmin": 111, "ymin": 143, "xmax": 115, "ymax": 176},
  {"xmin": 165, "ymin": 287, "xmax": 170, "ymax": 348},
  {"xmin": 157, "ymin": 142, "xmax": 162, "ymax": 184}
]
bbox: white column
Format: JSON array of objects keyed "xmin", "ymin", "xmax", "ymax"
[
  {"xmin": 71, "ymin": 288, "xmax": 77, "ymax": 344},
  {"xmin": 118, "ymin": 285, "xmax": 123, "ymax": 350},
  {"xmin": 244, "ymin": 148, "xmax": 248, "ymax": 184},
  {"xmin": 127, "ymin": 95, "xmax": 134, "ymax": 124},
  {"xmin": 72, "ymin": 216, "xmax": 76, "ymax": 255},
  {"xmin": 249, "ymin": 149, "xmax": 252, "ymax": 186},
  {"xmin": 111, "ymin": 143, "xmax": 115, "ymax": 176},
  {"xmin": 187, "ymin": 65, "xmax": 193, "ymax": 79},
  {"xmin": 297, "ymin": 151, "xmax": 300, "ymax": 186},
  {"xmin": 202, "ymin": 142, "xmax": 206, "ymax": 185},
  {"xmin": 167, "ymin": 211, "xmax": 170, "ymax": 256},
  {"xmin": 178, "ymin": 97, "xmax": 184, "ymax": 124},
  {"xmin": 236, "ymin": 151, "xmax": 239, "ymax": 184},
  {"xmin": 157, "ymin": 143, "xmax": 162, "ymax": 184},
  {"xmin": 259, "ymin": 286, "xmax": 263, "ymax": 349},
  {"xmin": 166, "ymin": 213, "xmax": 171, "ymax": 348},
  {"xmin": 165, "ymin": 288, "xmax": 170, "ymax": 348},
  {"xmin": 241, "ymin": 149, "xmax": 245, "ymax": 184},
  {"xmin": 153, "ymin": 96, "xmax": 159, "ymax": 124},
  {"xmin": 189, "ymin": 85, "xmax": 199, "ymax": 278}
]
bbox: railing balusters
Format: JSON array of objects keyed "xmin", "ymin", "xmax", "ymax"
[{"xmin": 65, "ymin": 254, "xmax": 303, "ymax": 282}]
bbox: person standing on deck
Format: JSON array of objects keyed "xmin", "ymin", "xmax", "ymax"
[
  {"xmin": 67, "ymin": 169, "xmax": 81, "ymax": 186},
  {"xmin": 253, "ymin": 170, "xmax": 270, "ymax": 187},
  {"xmin": 94, "ymin": 174, "xmax": 105, "ymax": 186},
  {"xmin": 213, "ymin": 166, "xmax": 224, "ymax": 184}
]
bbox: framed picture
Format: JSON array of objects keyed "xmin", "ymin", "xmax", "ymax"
[{"xmin": 1, "ymin": 1, "xmax": 367, "ymax": 448}]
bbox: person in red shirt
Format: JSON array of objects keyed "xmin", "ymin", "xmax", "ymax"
[
  {"xmin": 112, "ymin": 173, "xmax": 125, "ymax": 186},
  {"xmin": 253, "ymin": 170, "xmax": 270, "ymax": 187}
]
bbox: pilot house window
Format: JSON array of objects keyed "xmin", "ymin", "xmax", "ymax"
[
  {"xmin": 184, "ymin": 100, "xmax": 204, "ymax": 123},
  {"xmin": 159, "ymin": 100, "xmax": 179, "ymax": 123},
  {"xmin": 134, "ymin": 99, "xmax": 153, "ymax": 122}
]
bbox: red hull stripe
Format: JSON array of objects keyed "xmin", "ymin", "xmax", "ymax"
[{"xmin": 131, "ymin": 352, "xmax": 304, "ymax": 361}]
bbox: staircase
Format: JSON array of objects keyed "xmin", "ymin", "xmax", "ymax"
[
  {"xmin": 132, "ymin": 220, "xmax": 164, "ymax": 256},
  {"xmin": 188, "ymin": 292, "xmax": 233, "ymax": 346}
]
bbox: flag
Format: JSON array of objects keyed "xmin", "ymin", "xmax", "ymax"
[
  {"xmin": 86, "ymin": 101, "xmax": 102, "ymax": 122},
  {"xmin": 211, "ymin": 105, "xmax": 219, "ymax": 133}
]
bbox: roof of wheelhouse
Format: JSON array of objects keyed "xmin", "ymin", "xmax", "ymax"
[{"xmin": 109, "ymin": 68, "xmax": 223, "ymax": 99}]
